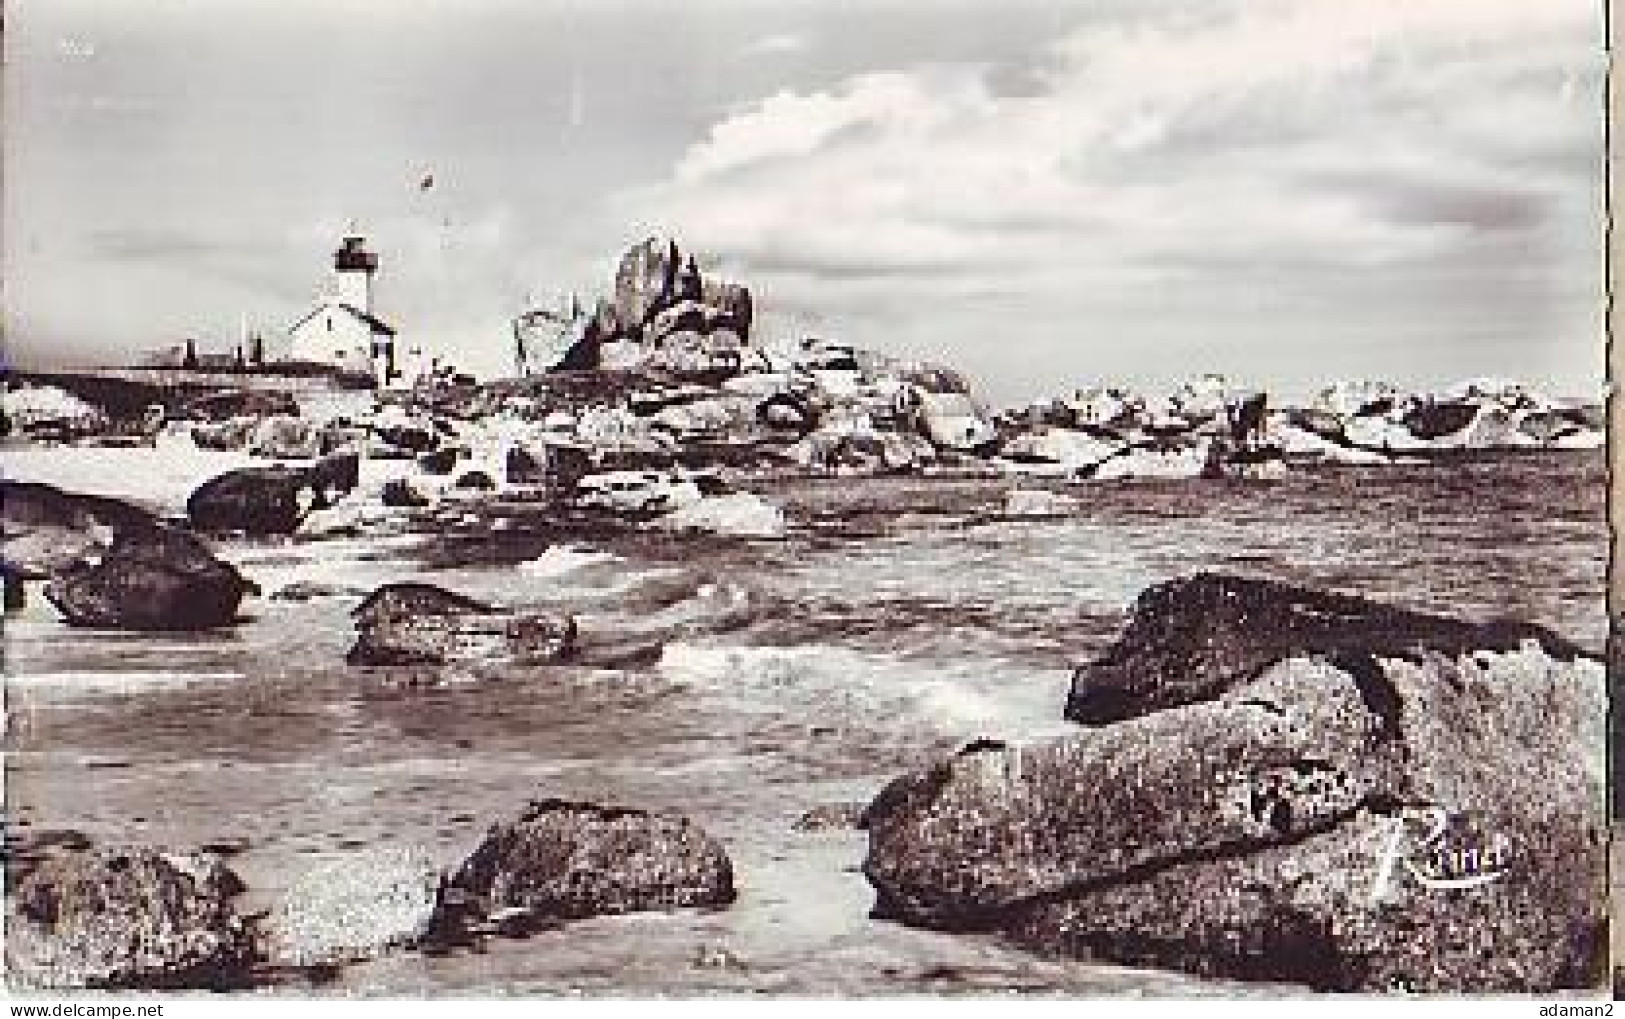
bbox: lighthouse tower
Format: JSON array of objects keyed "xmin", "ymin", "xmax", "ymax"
[{"xmin": 333, "ymin": 234, "xmax": 379, "ymax": 313}]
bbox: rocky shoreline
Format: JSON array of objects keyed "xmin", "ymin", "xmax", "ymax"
[
  {"xmin": 1, "ymin": 236, "xmax": 1608, "ymax": 995},
  {"xmin": 1, "ymin": 396, "xmax": 1608, "ymax": 994},
  {"xmin": 3, "ymin": 552, "xmax": 1606, "ymax": 992},
  {"xmin": 3, "ymin": 240, "xmax": 1604, "ymax": 515}
]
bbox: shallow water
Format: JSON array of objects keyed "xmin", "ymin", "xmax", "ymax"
[{"xmin": 4, "ymin": 453, "xmax": 1606, "ymax": 996}]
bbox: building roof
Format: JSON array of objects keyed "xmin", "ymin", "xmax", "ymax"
[{"xmin": 287, "ymin": 301, "xmax": 396, "ymax": 337}]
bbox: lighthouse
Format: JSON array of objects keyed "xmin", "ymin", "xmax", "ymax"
[
  {"xmin": 333, "ymin": 234, "xmax": 379, "ymax": 313},
  {"xmin": 285, "ymin": 232, "xmax": 400, "ymax": 388}
]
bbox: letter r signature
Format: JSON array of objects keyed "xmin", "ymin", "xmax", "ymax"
[{"xmin": 1368, "ymin": 806, "xmax": 1508, "ymax": 903}]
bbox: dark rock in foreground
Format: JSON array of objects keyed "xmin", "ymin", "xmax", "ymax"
[
  {"xmin": 43, "ymin": 528, "xmax": 258, "ymax": 631},
  {"xmin": 437, "ymin": 798, "xmax": 735, "ymax": 935},
  {"xmin": 186, "ymin": 453, "xmax": 360, "ymax": 536},
  {"xmin": 1002, "ymin": 806, "xmax": 1602, "ymax": 992},
  {"xmin": 6, "ymin": 847, "xmax": 254, "ymax": 990},
  {"xmin": 1065, "ymin": 572, "xmax": 1581, "ymax": 725},
  {"xmin": 1, "ymin": 481, "xmax": 160, "ymax": 578},
  {"xmin": 1, "ymin": 480, "xmax": 158, "ymax": 538},
  {"xmin": 347, "ymin": 582, "xmax": 577, "ymax": 666},
  {"xmin": 863, "ymin": 575, "xmax": 1606, "ymax": 992}
]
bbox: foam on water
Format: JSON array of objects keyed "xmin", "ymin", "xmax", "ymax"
[
  {"xmin": 218, "ymin": 533, "xmax": 436, "ymax": 601},
  {"xmin": 517, "ymin": 545, "xmax": 621, "ymax": 578},
  {"xmin": 7, "ymin": 670, "xmax": 244, "ymax": 700},
  {"xmin": 657, "ymin": 640, "xmax": 1075, "ymax": 745}
]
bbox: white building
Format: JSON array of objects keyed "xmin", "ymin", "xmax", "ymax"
[{"xmin": 286, "ymin": 234, "xmax": 407, "ymax": 388}]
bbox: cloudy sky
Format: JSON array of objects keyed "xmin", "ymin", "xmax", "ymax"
[{"xmin": 5, "ymin": 0, "xmax": 1606, "ymax": 404}]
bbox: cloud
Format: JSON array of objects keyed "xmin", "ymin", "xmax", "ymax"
[
  {"xmin": 621, "ymin": 0, "xmax": 1602, "ymax": 397},
  {"xmin": 741, "ymin": 32, "xmax": 808, "ymax": 58},
  {"xmin": 9, "ymin": 0, "xmax": 1602, "ymax": 401},
  {"xmin": 673, "ymin": 70, "xmax": 980, "ymax": 183}
]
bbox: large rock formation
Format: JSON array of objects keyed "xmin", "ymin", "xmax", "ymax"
[
  {"xmin": 346, "ymin": 582, "xmax": 577, "ymax": 666},
  {"xmin": 612, "ymin": 236, "xmax": 682, "ymax": 330},
  {"xmin": 1308, "ymin": 380, "xmax": 1603, "ymax": 455},
  {"xmin": 588, "ymin": 237, "xmax": 755, "ymax": 374},
  {"xmin": 43, "ymin": 528, "xmax": 258, "ymax": 631},
  {"xmin": 1004, "ymin": 378, "xmax": 1604, "ymax": 468},
  {"xmin": 862, "ymin": 574, "xmax": 1606, "ymax": 992},
  {"xmin": 186, "ymin": 453, "xmax": 360, "ymax": 536},
  {"xmin": 7, "ymin": 847, "xmax": 254, "ymax": 990},
  {"xmin": 436, "ymin": 798, "xmax": 735, "ymax": 936},
  {"xmin": 2, "ymin": 481, "xmax": 160, "ymax": 578},
  {"xmin": 1064, "ymin": 572, "xmax": 1578, "ymax": 724},
  {"xmin": 998, "ymin": 383, "xmax": 1287, "ymax": 480},
  {"xmin": 187, "ymin": 465, "xmax": 313, "ymax": 535}
]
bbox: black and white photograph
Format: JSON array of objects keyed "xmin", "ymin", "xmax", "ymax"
[{"xmin": 0, "ymin": 0, "xmax": 1613, "ymax": 1003}]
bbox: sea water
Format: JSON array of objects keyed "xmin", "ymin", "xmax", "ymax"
[{"xmin": 4, "ymin": 454, "xmax": 1605, "ymax": 995}]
